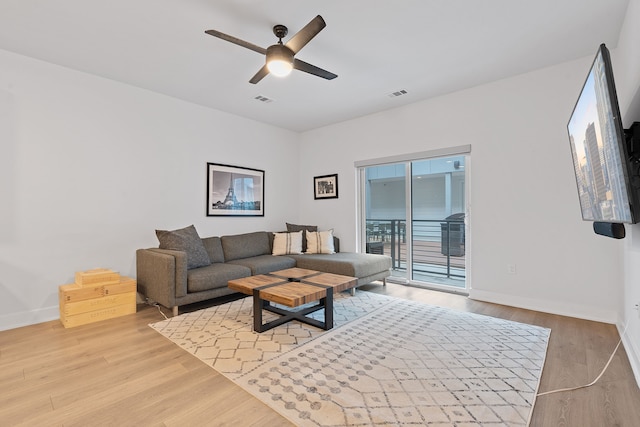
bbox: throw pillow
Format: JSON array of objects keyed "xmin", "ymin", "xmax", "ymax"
[
  {"xmin": 305, "ymin": 229, "xmax": 335, "ymax": 254},
  {"xmin": 286, "ymin": 222, "xmax": 318, "ymax": 233},
  {"xmin": 286, "ymin": 222, "xmax": 318, "ymax": 252},
  {"xmin": 156, "ymin": 225, "xmax": 211, "ymax": 269},
  {"xmin": 272, "ymin": 231, "xmax": 303, "ymax": 256}
]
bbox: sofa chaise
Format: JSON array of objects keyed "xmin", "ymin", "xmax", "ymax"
[{"xmin": 136, "ymin": 226, "xmax": 392, "ymax": 316}]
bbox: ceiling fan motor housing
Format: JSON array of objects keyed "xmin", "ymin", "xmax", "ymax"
[
  {"xmin": 267, "ymin": 44, "xmax": 294, "ymax": 62},
  {"xmin": 266, "ymin": 44, "xmax": 294, "ymax": 75}
]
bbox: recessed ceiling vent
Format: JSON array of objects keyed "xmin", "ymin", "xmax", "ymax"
[
  {"xmin": 254, "ymin": 95, "xmax": 274, "ymax": 103},
  {"xmin": 388, "ymin": 89, "xmax": 408, "ymax": 98}
]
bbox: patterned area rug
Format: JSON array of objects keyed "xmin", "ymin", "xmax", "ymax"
[{"xmin": 150, "ymin": 292, "xmax": 550, "ymax": 426}]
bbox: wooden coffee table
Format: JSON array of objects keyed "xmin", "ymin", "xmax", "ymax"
[{"xmin": 228, "ymin": 267, "xmax": 357, "ymax": 332}]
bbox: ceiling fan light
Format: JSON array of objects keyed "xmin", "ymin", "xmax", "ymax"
[
  {"xmin": 267, "ymin": 60, "xmax": 293, "ymax": 77},
  {"xmin": 266, "ymin": 44, "xmax": 294, "ymax": 77}
]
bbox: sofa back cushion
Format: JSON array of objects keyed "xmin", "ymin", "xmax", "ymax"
[
  {"xmin": 202, "ymin": 236, "xmax": 225, "ymax": 263},
  {"xmin": 221, "ymin": 231, "xmax": 271, "ymax": 261}
]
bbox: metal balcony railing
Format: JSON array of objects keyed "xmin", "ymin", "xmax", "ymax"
[{"xmin": 365, "ymin": 218, "xmax": 466, "ymax": 281}]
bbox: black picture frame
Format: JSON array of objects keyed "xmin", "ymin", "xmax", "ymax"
[
  {"xmin": 207, "ymin": 163, "xmax": 264, "ymax": 216},
  {"xmin": 314, "ymin": 174, "xmax": 338, "ymax": 200}
]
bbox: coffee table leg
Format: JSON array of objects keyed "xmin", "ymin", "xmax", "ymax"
[
  {"xmin": 324, "ymin": 288, "xmax": 333, "ymax": 330},
  {"xmin": 253, "ymin": 289, "xmax": 263, "ymax": 332},
  {"xmin": 251, "ymin": 284, "xmax": 336, "ymax": 332}
]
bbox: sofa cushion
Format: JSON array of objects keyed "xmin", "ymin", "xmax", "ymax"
[
  {"xmin": 156, "ymin": 225, "xmax": 211, "ymax": 269},
  {"xmin": 286, "ymin": 222, "xmax": 317, "ymax": 252},
  {"xmin": 187, "ymin": 263, "xmax": 251, "ymax": 293},
  {"xmin": 202, "ymin": 236, "xmax": 225, "ymax": 263},
  {"xmin": 227, "ymin": 254, "xmax": 296, "ymax": 275},
  {"xmin": 221, "ymin": 231, "xmax": 271, "ymax": 261},
  {"xmin": 305, "ymin": 229, "xmax": 335, "ymax": 254},
  {"xmin": 272, "ymin": 231, "xmax": 303, "ymax": 255},
  {"xmin": 289, "ymin": 252, "xmax": 391, "ymax": 278}
]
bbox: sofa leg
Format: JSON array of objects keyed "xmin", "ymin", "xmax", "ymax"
[
  {"xmin": 383, "ymin": 278, "xmax": 387, "ymax": 286},
  {"xmin": 172, "ymin": 306, "xmax": 179, "ymax": 316}
]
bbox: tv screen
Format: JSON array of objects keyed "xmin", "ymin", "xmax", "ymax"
[{"xmin": 567, "ymin": 44, "xmax": 636, "ymax": 224}]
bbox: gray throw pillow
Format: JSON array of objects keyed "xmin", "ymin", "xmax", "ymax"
[
  {"xmin": 286, "ymin": 222, "xmax": 318, "ymax": 252},
  {"xmin": 156, "ymin": 225, "xmax": 211, "ymax": 269}
]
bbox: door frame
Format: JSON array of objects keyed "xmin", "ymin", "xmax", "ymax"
[{"xmin": 355, "ymin": 145, "xmax": 471, "ymax": 293}]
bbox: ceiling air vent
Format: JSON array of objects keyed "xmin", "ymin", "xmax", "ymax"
[
  {"xmin": 254, "ymin": 95, "xmax": 273, "ymax": 103},
  {"xmin": 388, "ymin": 89, "xmax": 408, "ymax": 98}
]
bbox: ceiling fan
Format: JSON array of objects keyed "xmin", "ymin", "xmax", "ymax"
[{"xmin": 205, "ymin": 15, "xmax": 337, "ymax": 84}]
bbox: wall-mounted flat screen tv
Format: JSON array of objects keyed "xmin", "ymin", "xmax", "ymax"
[{"xmin": 567, "ymin": 44, "xmax": 637, "ymax": 224}]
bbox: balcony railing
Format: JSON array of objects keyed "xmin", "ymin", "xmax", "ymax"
[{"xmin": 365, "ymin": 218, "xmax": 465, "ymax": 282}]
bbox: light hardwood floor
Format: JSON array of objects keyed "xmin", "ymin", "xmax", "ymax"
[{"xmin": 1, "ymin": 283, "xmax": 639, "ymax": 426}]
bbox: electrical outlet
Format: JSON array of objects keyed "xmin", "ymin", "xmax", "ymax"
[{"xmin": 507, "ymin": 264, "xmax": 517, "ymax": 275}]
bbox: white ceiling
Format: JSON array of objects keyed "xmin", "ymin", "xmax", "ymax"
[{"xmin": 0, "ymin": 0, "xmax": 630, "ymax": 132}]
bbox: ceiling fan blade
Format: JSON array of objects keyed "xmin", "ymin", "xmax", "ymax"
[
  {"xmin": 285, "ymin": 15, "xmax": 326, "ymax": 55},
  {"xmin": 205, "ymin": 29, "xmax": 267, "ymax": 55},
  {"xmin": 249, "ymin": 65, "xmax": 270, "ymax": 84},
  {"xmin": 293, "ymin": 59, "xmax": 337, "ymax": 80}
]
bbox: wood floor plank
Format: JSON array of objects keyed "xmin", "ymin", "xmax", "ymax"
[
  {"xmin": 49, "ymin": 350, "xmax": 189, "ymax": 409},
  {"xmin": 1, "ymin": 283, "xmax": 639, "ymax": 426},
  {"xmin": 19, "ymin": 364, "xmax": 189, "ymax": 425}
]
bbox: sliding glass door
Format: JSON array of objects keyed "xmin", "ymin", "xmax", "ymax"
[
  {"xmin": 363, "ymin": 163, "xmax": 408, "ymax": 282},
  {"xmin": 358, "ymin": 148, "xmax": 469, "ymax": 292},
  {"xmin": 410, "ymin": 157, "xmax": 466, "ymax": 288}
]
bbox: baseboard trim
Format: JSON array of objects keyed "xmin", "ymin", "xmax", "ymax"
[
  {"xmin": 619, "ymin": 320, "xmax": 640, "ymax": 388},
  {"xmin": 0, "ymin": 306, "xmax": 59, "ymax": 331},
  {"xmin": 468, "ymin": 289, "xmax": 617, "ymax": 324}
]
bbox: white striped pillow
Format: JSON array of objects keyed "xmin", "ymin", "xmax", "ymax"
[
  {"xmin": 272, "ymin": 231, "xmax": 303, "ymax": 255},
  {"xmin": 305, "ymin": 229, "xmax": 335, "ymax": 254}
]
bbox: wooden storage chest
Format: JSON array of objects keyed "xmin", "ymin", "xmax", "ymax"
[{"xmin": 59, "ymin": 274, "xmax": 137, "ymax": 328}]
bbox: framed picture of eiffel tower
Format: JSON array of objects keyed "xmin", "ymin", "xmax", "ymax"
[{"xmin": 207, "ymin": 163, "xmax": 264, "ymax": 216}]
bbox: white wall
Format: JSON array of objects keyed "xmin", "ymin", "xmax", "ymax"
[
  {"xmin": 0, "ymin": 49, "xmax": 300, "ymax": 331},
  {"xmin": 613, "ymin": 0, "xmax": 640, "ymax": 385},
  {"xmin": 299, "ymin": 56, "xmax": 624, "ymax": 324}
]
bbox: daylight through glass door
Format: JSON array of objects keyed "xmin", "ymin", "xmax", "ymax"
[{"xmin": 362, "ymin": 155, "xmax": 467, "ymax": 291}]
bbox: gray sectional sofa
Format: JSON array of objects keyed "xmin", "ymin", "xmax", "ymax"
[{"xmin": 136, "ymin": 229, "xmax": 392, "ymax": 315}]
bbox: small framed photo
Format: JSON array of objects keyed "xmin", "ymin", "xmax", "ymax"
[
  {"xmin": 314, "ymin": 174, "xmax": 338, "ymax": 200},
  {"xmin": 207, "ymin": 163, "xmax": 264, "ymax": 216}
]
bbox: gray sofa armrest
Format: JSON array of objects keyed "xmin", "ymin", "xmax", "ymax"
[{"xmin": 136, "ymin": 248, "xmax": 188, "ymax": 308}]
